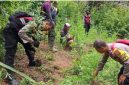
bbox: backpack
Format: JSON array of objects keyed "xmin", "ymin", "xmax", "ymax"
[
  {"xmin": 84, "ymin": 15, "xmax": 90, "ymax": 24},
  {"xmin": 116, "ymin": 39, "xmax": 129, "ymax": 45},
  {"xmin": 111, "ymin": 39, "xmax": 129, "ymax": 50},
  {"xmin": 9, "ymin": 12, "xmax": 32, "ymax": 21},
  {"xmin": 9, "ymin": 12, "xmax": 33, "ymax": 31}
]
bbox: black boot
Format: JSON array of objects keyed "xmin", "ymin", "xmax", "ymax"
[
  {"xmin": 29, "ymin": 59, "xmax": 42, "ymax": 67},
  {"xmin": 5, "ymin": 73, "xmax": 19, "ymax": 85}
]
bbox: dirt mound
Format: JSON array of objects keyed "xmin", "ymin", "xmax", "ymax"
[{"xmin": 53, "ymin": 51, "xmax": 72, "ymax": 68}]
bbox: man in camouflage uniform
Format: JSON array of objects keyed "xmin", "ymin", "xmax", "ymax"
[
  {"xmin": 3, "ymin": 12, "xmax": 53, "ymax": 85},
  {"xmin": 41, "ymin": 1, "xmax": 58, "ymax": 52}
]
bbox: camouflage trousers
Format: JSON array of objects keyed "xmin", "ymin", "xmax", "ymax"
[
  {"xmin": 48, "ymin": 28, "xmax": 56, "ymax": 49},
  {"xmin": 43, "ymin": 16, "xmax": 56, "ymax": 49}
]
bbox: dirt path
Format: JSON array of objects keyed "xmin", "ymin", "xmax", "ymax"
[
  {"xmin": 39, "ymin": 42, "xmax": 72, "ymax": 85},
  {"xmin": 1, "ymin": 42, "xmax": 73, "ymax": 85},
  {"xmin": 52, "ymin": 51, "xmax": 72, "ymax": 85}
]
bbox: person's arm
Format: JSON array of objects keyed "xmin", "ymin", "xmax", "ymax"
[
  {"xmin": 60, "ymin": 30, "xmax": 65, "ymax": 37},
  {"xmin": 60, "ymin": 31, "xmax": 67, "ymax": 44},
  {"xmin": 18, "ymin": 21, "xmax": 37, "ymax": 44},
  {"xmin": 41, "ymin": 4, "xmax": 44, "ymax": 14},
  {"xmin": 46, "ymin": 3, "xmax": 53, "ymax": 21},
  {"xmin": 57, "ymin": 9, "xmax": 59, "ymax": 15},
  {"xmin": 89, "ymin": 15, "xmax": 91, "ymax": 25},
  {"xmin": 93, "ymin": 53, "xmax": 109, "ymax": 77},
  {"xmin": 83, "ymin": 15, "xmax": 86, "ymax": 24},
  {"xmin": 97, "ymin": 54, "xmax": 109, "ymax": 71}
]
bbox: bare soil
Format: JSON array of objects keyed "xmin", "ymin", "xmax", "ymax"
[{"xmin": 1, "ymin": 41, "xmax": 73, "ymax": 85}]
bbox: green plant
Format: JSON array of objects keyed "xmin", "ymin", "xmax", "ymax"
[{"xmin": 0, "ymin": 62, "xmax": 36, "ymax": 83}]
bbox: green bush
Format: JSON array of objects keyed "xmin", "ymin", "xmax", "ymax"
[{"xmin": 92, "ymin": 2, "xmax": 129, "ymax": 36}]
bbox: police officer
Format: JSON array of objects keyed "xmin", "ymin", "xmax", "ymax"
[{"xmin": 3, "ymin": 11, "xmax": 53, "ymax": 85}]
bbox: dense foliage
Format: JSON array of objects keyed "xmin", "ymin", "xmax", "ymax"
[{"xmin": 92, "ymin": 2, "xmax": 129, "ymax": 36}]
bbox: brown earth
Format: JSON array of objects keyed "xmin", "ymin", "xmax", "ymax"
[{"xmin": 1, "ymin": 41, "xmax": 73, "ymax": 85}]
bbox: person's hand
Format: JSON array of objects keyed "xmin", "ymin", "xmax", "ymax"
[
  {"xmin": 93, "ymin": 69, "xmax": 99, "ymax": 79},
  {"xmin": 52, "ymin": 21, "xmax": 55, "ymax": 27},
  {"xmin": 91, "ymin": 69, "xmax": 99, "ymax": 84},
  {"xmin": 119, "ymin": 74, "xmax": 126, "ymax": 85},
  {"xmin": 68, "ymin": 40, "xmax": 74, "ymax": 44},
  {"xmin": 33, "ymin": 41, "xmax": 40, "ymax": 48}
]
